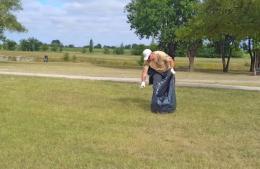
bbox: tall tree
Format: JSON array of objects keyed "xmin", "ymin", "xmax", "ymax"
[
  {"xmin": 177, "ymin": 0, "xmax": 260, "ymax": 72},
  {"xmin": 89, "ymin": 39, "xmax": 93, "ymax": 53},
  {"xmin": 0, "ymin": 0, "xmax": 26, "ymax": 41},
  {"xmin": 51, "ymin": 39, "xmax": 63, "ymax": 52},
  {"xmin": 125, "ymin": 0, "xmax": 198, "ymax": 58},
  {"xmin": 20, "ymin": 37, "xmax": 42, "ymax": 51},
  {"xmin": 3, "ymin": 39, "xmax": 17, "ymax": 50}
]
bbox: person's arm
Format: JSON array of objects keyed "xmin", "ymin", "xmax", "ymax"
[
  {"xmin": 167, "ymin": 57, "xmax": 175, "ymax": 69},
  {"xmin": 140, "ymin": 65, "xmax": 149, "ymax": 88},
  {"xmin": 166, "ymin": 57, "xmax": 176, "ymax": 74}
]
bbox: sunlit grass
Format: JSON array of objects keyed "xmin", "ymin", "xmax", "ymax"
[
  {"xmin": 0, "ymin": 50, "xmax": 252, "ymax": 70},
  {"xmin": 0, "ymin": 75, "xmax": 259, "ymax": 169}
]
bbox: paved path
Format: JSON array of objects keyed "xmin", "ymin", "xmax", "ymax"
[{"xmin": 1, "ymin": 71, "xmax": 260, "ymax": 91}]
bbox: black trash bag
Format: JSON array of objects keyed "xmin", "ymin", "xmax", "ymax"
[{"xmin": 149, "ymin": 69, "xmax": 176, "ymax": 113}]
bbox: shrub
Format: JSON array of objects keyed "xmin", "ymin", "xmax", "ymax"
[
  {"xmin": 72, "ymin": 55, "xmax": 77, "ymax": 62},
  {"xmin": 131, "ymin": 44, "xmax": 145, "ymax": 55},
  {"xmin": 232, "ymin": 49, "xmax": 244, "ymax": 58},
  {"xmin": 82, "ymin": 48, "xmax": 86, "ymax": 53},
  {"xmin": 103, "ymin": 48, "xmax": 110, "ymax": 54},
  {"xmin": 63, "ymin": 53, "xmax": 70, "ymax": 61},
  {"xmin": 113, "ymin": 47, "xmax": 124, "ymax": 55},
  {"xmin": 137, "ymin": 55, "xmax": 145, "ymax": 66}
]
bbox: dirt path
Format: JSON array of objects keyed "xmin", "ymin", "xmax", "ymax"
[{"xmin": 1, "ymin": 71, "xmax": 260, "ymax": 91}]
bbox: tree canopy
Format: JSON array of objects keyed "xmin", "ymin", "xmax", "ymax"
[
  {"xmin": 0, "ymin": 0, "xmax": 26, "ymax": 40},
  {"xmin": 125, "ymin": 0, "xmax": 199, "ymax": 57}
]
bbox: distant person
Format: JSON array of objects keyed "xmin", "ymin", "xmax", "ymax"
[
  {"xmin": 43, "ymin": 55, "xmax": 48, "ymax": 63},
  {"xmin": 140, "ymin": 49, "xmax": 176, "ymax": 113}
]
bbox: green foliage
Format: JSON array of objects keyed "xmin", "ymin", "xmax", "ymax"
[
  {"xmin": 20, "ymin": 38, "xmax": 42, "ymax": 51},
  {"xmin": 131, "ymin": 44, "xmax": 146, "ymax": 55},
  {"xmin": 94, "ymin": 43, "xmax": 102, "ymax": 49},
  {"xmin": 125, "ymin": 0, "xmax": 199, "ymax": 56},
  {"xmin": 51, "ymin": 40, "xmax": 63, "ymax": 52},
  {"xmin": 82, "ymin": 47, "xmax": 86, "ymax": 53},
  {"xmin": 197, "ymin": 46, "xmax": 216, "ymax": 58},
  {"xmin": 113, "ymin": 48, "xmax": 124, "ymax": 55},
  {"xmin": 232, "ymin": 49, "xmax": 244, "ymax": 58},
  {"xmin": 137, "ymin": 55, "xmax": 145, "ymax": 66},
  {"xmin": 113, "ymin": 43, "xmax": 125, "ymax": 55},
  {"xmin": 72, "ymin": 55, "xmax": 77, "ymax": 62},
  {"xmin": 51, "ymin": 45, "xmax": 58, "ymax": 52},
  {"xmin": 41, "ymin": 44, "xmax": 49, "ymax": 51},
  {"xmin": 103, "ymin": 48, "xmax": 110, "ymax": 54},
  {"xmin": 0, "ymin": 0, "xmax": 26, "ymax": 37},
  {"xmin": 63, "ymin": 53, "xmax": 70, "ymax": 61},
  {"xmin": 89, "ymin": 39, "xmax": 94, "ymax": 53},
  {"xmin": 3, "ymin": 39, "xmax": 17, "ymax": 50}
]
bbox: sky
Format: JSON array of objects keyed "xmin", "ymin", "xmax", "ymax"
[{"xmin": 6, "ymin": 0, "xmax": 151, "ymax": 47}]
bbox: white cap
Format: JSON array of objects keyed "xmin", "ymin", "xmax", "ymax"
[{"xmin": 143, "ymin": 49, "xmax": 152, "ymax": 61}]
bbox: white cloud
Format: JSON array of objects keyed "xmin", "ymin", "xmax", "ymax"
[{"xmin": 5, "ymin": 0, "xmax": 150, "ymax": 46}]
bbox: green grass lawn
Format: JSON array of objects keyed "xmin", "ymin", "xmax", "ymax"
[
  {"xmin": 0, "ymin": 50, "xmax": 252, "ymax": 70},
  {"xmin": 1, "ymin": 61, "xmax": 260, "ymax": 87},
  {"xmin": 0, "ymin": 75, "xmax": 259, "ymax": 169}
]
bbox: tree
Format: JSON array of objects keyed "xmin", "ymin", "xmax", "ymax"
[
  {"xmin": 68, "ymin": 44, "xmax": 75, "ymax": 48},
  {"xmin": 94, "ymin": 43, "xmax": 102, "ymax": 49},
  {"xmin": 3, "ymin": 39, "xmax": 17, "ymax": 50},
  {"xmin": 19, "ymin": 39, "xmax": 30, "ymax": 51},
  {"xmin": 89, "ymin": 39, "xmax": 94, "ymax": 53},
  {"xmin": 125, "ymin": 0, "xmax": 198, "ymax": 58},
  {"xmin": 41, "ymin": 44, "xmax": 49, "ymax": 51},
  {"xmin": 177, "ymin": 0, "xmax": 260, "ymax": 72},
  {"xmin": 20, "ymin": 38, "xmax": 42, "ymax": 51},
  {"xmin": 0, "ymin": 0, "xmax": 26, "ymax": 41},
  {"xmin": 51, "ymin": 40, "xmax": 63, "ymax": 52},
  {"xmin": 113, "ymin": 43, "xmax": 125, "ymax": 55}
]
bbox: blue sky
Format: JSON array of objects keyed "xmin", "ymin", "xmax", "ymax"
[{"xmin": 6, "ymin": 0, "xmax": 151, "ymax": 47}]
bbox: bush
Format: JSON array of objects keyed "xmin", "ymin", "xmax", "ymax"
[
  {"xmin": 82, "ymin": 48, "xmax": 86, "ymax": 53},
  {"xmin": 113, "ymin": 47, "xmax": 124, "ymax": 55},
  {"xmin": 72, "ymin": 55, "xmax": 77, "ymax": 62},
  {"xmin": 197, "ymin": 47, "xmax": 217, "ymax": 58},
  {"xmin": 131, "ymin": 44, "xmax": 145, "ymax": 55},
  {"xmin": 232, "ymin": 49, "xmax": 244, "ymax": 58},
  {"xmin": 41, "ymin": 44, "xmax": 49, "ymax": 51},
  {"xmin": 103, "ymin": 48, "xmax": 110, "ymax": 54},
  {"xmin": 63, "ymin": 53, "xmax": 70, "ymax": 61},
  {"xmin": 137, "ymin": 55, "xmax": 145, "ymax": 66}
]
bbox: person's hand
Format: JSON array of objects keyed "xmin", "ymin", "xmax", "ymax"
[
  {"xmin": 140, "ymin": 81, "xmax": 146, "ymax": 88},
  {"xmin": 171, "ymin": 68, "xmax": 176, "ymax": 75}
]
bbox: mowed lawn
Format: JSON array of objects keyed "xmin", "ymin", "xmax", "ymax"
[{"xmin": 0, "ymin": 75, "xmax": 259, "ymax": 169}]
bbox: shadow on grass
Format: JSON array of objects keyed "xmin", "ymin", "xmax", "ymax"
[{"xmin": 115, "ymin": 97, "xmax": 151, "ymax": 112}]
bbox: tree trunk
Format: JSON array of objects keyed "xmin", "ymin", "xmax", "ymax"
[
  {"xmin": 188, "ymin": 53, "xmax": 195, "ymax": 72},
  {"xmin": 248, "ymin": 39, "xmax": 255, "ymax": 72},
  {"xmin": 224, "ymin": 48, "xmax": 232, "ymax": 72},
  {"xmin": 221, "ymin": 35, "xmax": 233, "ymax": 73},
  {"xmin": 167, "ymin": 42, "xmax": 176, "ymax": 59},
  {"xmin": 221, "ymin": 40, "xmax": 227, "ymax": 72},
  {"xmin": 187, "ymin": 42, "xmax": 199, "ymax": 72}
]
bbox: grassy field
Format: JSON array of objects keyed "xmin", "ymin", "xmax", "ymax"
[
  {"xmin": 0, "ymin": 50, "xmax": 252, "ymax": 71},
  {"xmin": 0, "ymin": 75, "xmax": 259, "ymax": 169},
  {"xmin": 1, "ymin": 61, "xmax": 260, "ymax": 87}
]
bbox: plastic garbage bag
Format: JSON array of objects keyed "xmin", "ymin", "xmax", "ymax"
[{"xmin": 149, "ymin": 68, "xmax": 176, "ymax": 113}]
